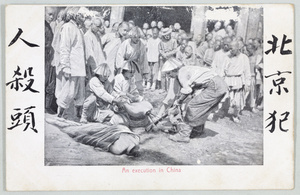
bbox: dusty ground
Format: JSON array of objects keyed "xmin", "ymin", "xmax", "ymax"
[{"xmin": 45, "ymin": 89, "xmax": 263, "ymax": 166}]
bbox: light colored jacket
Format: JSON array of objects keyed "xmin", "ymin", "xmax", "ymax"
[
  {"xmin": 84, "ymin": 29, "xmax": 106, "ymax": 72},
  {"xmin": 116, "ymin": 39, "xmax": 149, "ymax": 76},
  {"xmin": 59, "ymin": 20, "xmax": 86, "ymax": 77}
]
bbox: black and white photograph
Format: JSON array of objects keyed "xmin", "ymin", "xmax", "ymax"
[{"xmin": 44, "ymin": 5, "xmax": 264, "ymax": 166}]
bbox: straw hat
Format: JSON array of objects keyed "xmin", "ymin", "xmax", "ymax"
[
  {"xmin": 161, "ymin": 27, "xmax": 172, "ymax": 36},
  {"xmin": 94, "ymin": 63, "xmax": 111, "ymax": 76},
  {"xmin": 161, "ymin": 58, "xmax": 183, "ymax": 72}
]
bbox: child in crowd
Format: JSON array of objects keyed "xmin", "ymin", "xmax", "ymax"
[{"xmin": 146, "ymin": 27, "xmax": 161, "ymax": 90}]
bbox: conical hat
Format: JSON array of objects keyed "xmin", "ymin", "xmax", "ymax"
[
  {"xmin": 161, "ymin": 58, "xmax": 183, "ymax": 72},
  {"xmin": 94, "ymin": 63, "xmax": 111, "ymax": 76}
]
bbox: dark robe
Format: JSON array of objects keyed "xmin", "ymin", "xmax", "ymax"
[{"xmin": 45, "ymin": 20, "xmax": 57, "ymax": 113}]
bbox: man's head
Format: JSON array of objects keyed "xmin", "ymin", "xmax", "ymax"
[
  {"xmin": 111, "ymin": 22, "xmax": 120, "ymax": 32},
  {"xmin": 225, "ymin": 25, "xmax": 233, "ymax": 33},
  {"xmin": 104, "ymin": 20, "xmax": 110, "ymax": 28},
  {"xmin": 180, "ymin": 39, "xmax": 188, "ymax": 50},
  {"xmin": 207, "ymin": 40, "xmax": 214, "ymax": 49},
  {"xmin": 143, "ymin": 23, "xmax": 149, "ymax": 30},
  {"xmin": 152, "ymin": 27, "xmax": 159, "ymax": 39},
  {"xmin": 230, "ymin": 41, "xmax": 240, "ymax": 57},
  {"xmin": 246, "ymin": 44, "xmax": 255, "ymax": 57},
  {"xmin": 56, "ymin": 9, "xmax": 65, "ymax": 22},
  {"xmin": 174, "ymin": 23, "xmax": 181, "ymax": 31},
  {"xmin": 223, "ymin": 36, "xmax": 232, "ymax": 52},
  {"xmin": 161, "ymin": 28, "xmax": 172, "ymax": 41},
  {"xmin": 128, "ymin": 20, "xmax": 135, "ymax": 30},
  {"xmin": 150, "ymin": 21, "xmax": 157, "ymax": 28},
  {"xmin": 84, "ymin": 19, "xmax": 92, "ymax": 30},
  {"xmin": 95, "ymin": 63, "xmax": 111, "ymax": 83},
  {"xmin": 214, "ymin": 40, "xmax": 222, "ymax": 51},
  {"xmin": 118, "ymin": 22, "xmax": 129, "ymax": 38},
  {"xmin": 91, "ymin": 17, "xmax": 103, "ymax": 34},
  {"xmin": 122, "ymin": 62, "xmax": 136, "ymax": 80},
  {"xmin": 195, "ymin": 34, "xmax": 202, "ymax": 45},
  {"xmin": 238, "ymin": 40, "xmax": 245, "ymax": 52},
  {"xmin": 168, "ymin": 69, "xmax": 179, "ymax": 78},
  {"xmin": 76, "ymin": 7, "xmax": 90, "ymax": 28},
  {"xmin": 128, "ymin": 27, "xmax": 141, "ymax": 44},
  {"xmin": 253, "ymin": 38, "xmax": 262, "ymax": 49},
  {"xmin": 169, "ymin": 25, "xmax": 175, "ymax": 31},
  {"xmin": 45, "ymin": 7, "xmax": 55, "ymax": 24},
  {"xmin": 214, "ymin": 21, "xmax": 222, "ymax": 31},
  {"xmin": 157, "ymin": 21, "xmax": 164, "ymax": 29},
  {"xmin": 206, "ymin": 33, "xmax": 213, "ymax": 41},
  {"xmin": 177, "ymin": 34, "xmax": 183, "ymax": 45},
  {"xmin": 184, "ymin": 45, "xmax": 193, "ymax": 58}
]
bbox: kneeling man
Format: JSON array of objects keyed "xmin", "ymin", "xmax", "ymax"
[{"xmin": 80, "ymin": 63, "xmax": 128, "ymax": 125}]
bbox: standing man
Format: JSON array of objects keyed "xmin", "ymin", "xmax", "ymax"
[
  {"xmin": 211, "ymin": 21, "xmax": 226, "ymax": 39},
  {"xmin": 182, "ymin": 45, "xmax": 198, "ymax": 66},
  {"xmin": 146, "ymin": 27, "xmax": 161, "ymax": 90},
  {"xmin": 211, "ymin": 37, "xmax": 231, "ymax": 78},
  {"xmin": 101, "ymin": 22, "xmax": 129, "ymax": 82},
  {"xmin": 158, "ymin": 27, "xmax": 178, "ymax": 91},
  {"xmin": 115, "ymin": 27, "xmax": 149, "ymax": 95},
  {"xmin": 224, "ymin": 41, "xmax": 251, "ymax": 123},
  {"xmin": 84, "ymin": 17, "xmax": 106, "ymax": 81},
  {"xmin": 196, "ymin": 33, "xmax": 213, "ymax": 66},
  {"xmin": 56, "ymin": 7, "xmax": 87, "ymax": 118},
  {"xmin": 45, "ymin": 7, "xmax": 57, "ymax": 114}
]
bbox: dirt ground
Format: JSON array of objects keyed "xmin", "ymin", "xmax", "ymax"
[{"xmin": 45, "ymin": 89, "xmax": 263, "ymax": 166}]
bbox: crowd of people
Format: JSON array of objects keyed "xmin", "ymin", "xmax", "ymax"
[{"xmin": 45, "ymin": 6, "xmax": 264, "ymax": 144}]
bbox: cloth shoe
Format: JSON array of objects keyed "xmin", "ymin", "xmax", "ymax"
[
  {"xmin": 190, "ymin": 125, "xmax": 204, "ymax": 138},
  {"xmin": 57, "ymin": 107, "xmax": 65, "ymax": 118},
  {"xmin": 257, "ymin": 105, "xmax": 263, "ymax": 111},
  {"xmin": 169, "ymin": 122, "xmax": 193, "ymax": 143},
  {"xmin": 232, "ymin": 116, "xmax": 241, "ymax": 123},
  {"xmin": 251, "ymin": 107, "xmax": 259, "ymax": 113},
  {"xmin": 145, "ymin": 82, "xmax": 151, "ymax": 90}
]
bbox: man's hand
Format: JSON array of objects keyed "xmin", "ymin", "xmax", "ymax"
[
  {"xmin": 173, "ymin": 99, "xmax": 182, "ymax": 106},
  {"xmin": 64, "ymin": 72, "xmax": 71, "ymax": 78},
  {"xmin": 62, "ymin": 67, "xmax": 71, "ymax": 79},
  {"xmin": 113, "ymin": 97, "xmax": 127, "ymax": 110},
  {"xmin": 130, "ymin": 95, "xmax": 140, "ymax": 102},
  {"xmin": 244, "ymin": 85, "xmax": 250, "ymax": 93}
]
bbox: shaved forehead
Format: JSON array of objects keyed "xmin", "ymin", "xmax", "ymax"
[{"xmin": 230, "ymin": 40, "xmax": 239, "ymax": 48}]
